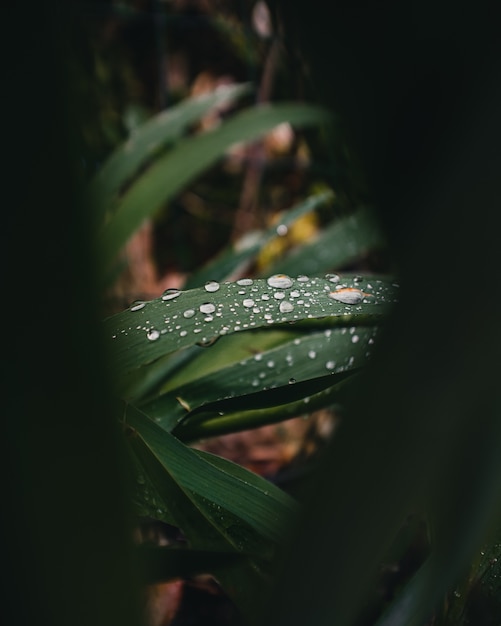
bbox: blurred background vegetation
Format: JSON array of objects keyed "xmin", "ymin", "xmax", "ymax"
[
  {"xmin": 70, "ymin": 0, "xmax": 388, "ymax": 315},
  {"xmin": 4, "ymin": 1, "xmax": 500, "ymax": 626}
]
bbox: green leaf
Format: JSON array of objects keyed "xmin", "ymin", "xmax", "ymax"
[
  {"xmin": 139, "ymin": 324, "xmax": 377, "ymax": 433},
  {"xmin": 125, "ymin": 406, "xmax": 298, "ymax": 620},
  {"xmin": 264, "ymin": 206, "xmax": 386, "ymax": 276},
  {"xmin": 184, "ymin": 190, "xmax": 335, "ymax": 289},
  {"xmin": 173, "ymin": 372, "xmax": 358, "ymax": 442},
  {"xmin": 87, "ymin": 83, "xmax": 252, "ymax": 224},
  {"xmin": 97, "ymin": 103, "xmax": 331, "ymax": 269},
  {"xmin": 104, "ymin": 274, "xmax": 398, "ymax": 380}
]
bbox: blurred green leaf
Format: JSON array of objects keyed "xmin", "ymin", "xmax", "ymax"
[
  {"xmin": 265, "ymin": 206, "xmax": 386, "ymax": 276},
  {"xmin": 184, "ymin": 190, "xmax": 335, "ymax": 289},
  {"xmin": 97, "ymin": 103, "xmax": 331, "ymax": 269},
  {"xmin": 87, "ymin": 83, "xmax": 252, "ymax": 223}
]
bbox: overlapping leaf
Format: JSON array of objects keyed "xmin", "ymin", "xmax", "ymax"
[
  {"xmin": 96, "ymin": 102, "xmax": 331, "ymax": 269},
  {"xmin": 126, "ymin": 405, "xmax": 297, "ymax": 621},
  {"xmin": 265, "ymin": 206, "xmax": 386, "ymax": 276},
  {"xmin": 87, "ymin": 82, "xmax": 252, "ymax": 223},
  {"xmin": 184, "ymin": 190, "xmax": 335, "ymax": 289},
  {"xmin": 105, "ymin": 274, "xmax": 398, "ymax": 379}
]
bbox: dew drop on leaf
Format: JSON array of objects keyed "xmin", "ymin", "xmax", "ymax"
[
  {"xmin": 325, "ymin": 273, "xmax": 340, "ymax": 283},
  {"xmin": 130, "ymin": 301, "xmax": 146, "ymax": 311},
  {"xmin": 297, "ymin": 275, "xmax": 309, "ymax": 283},
  {"xmin": 243, "ymin": 298, "xmax": 255, "ymax": 308},
  {"xmin": 328, "ymin": 288, "xmax": 367, "ymax": 305},
  {"xmin": 161, "ymin": 288, "xmax": 181, "ymax": 301},
  {"xmin": 183, "ymin": 309, "xmax": 195, "ymax": 318},
  {"xmin": 196, "ymin": 336, "xmax": 220, "ymax": 347},
  {"xmin": 352, "ymin": 335, "xmax": 359, "ymax": 343},
  {"xmin": 279, "ymin": 301, "xmax": 294, "ymax": 313},
  {"xmin": 289, "ymin": 378, "xmax": 296, "ymax": 384},
  {"xmin": 204, "ymin": 280, "xmax": 220, "ymax": 293},
  {"xmin": 147, "ymin": 329, "xmax": 160, "ymax": 341},
  {"xmin": 200, "ymin": 303, "xmax": 216, "ymax": 314},
  {"xmin": 326, "ymin": 360, "xmax": 335, "ymax": 369},
  {"xmin": 267, "ymin": 274, "xmax": 294, "ymax": 289},
  {"xmin": 237, "ymin": 278, "xmax": 253, "ymax": 286}
]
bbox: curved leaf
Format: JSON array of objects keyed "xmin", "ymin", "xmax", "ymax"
[
  {"xmin": 126, "ymin": 405, "xmax": 298, "ymax": 619},
  {"xmin": 105, "ymin": 274, "xmax": 398, "ymax": 379},
  {"xmin": 87, "ymin": 83, "xmax": 252, "ymax": 223},
  {"xmin": 141, "ymin": 324, "xmax": 378, "ymax": 432},
  {"xmin": 97, "ymin": 103, "xmax": 331, "ymax": 268},
  {"xmin": 184, "ymin": 190, "xmax": 335, "ymax": 289},
  {"xmin": 265, "ymin": 206, "xmax": 386, "ymax": 276}
]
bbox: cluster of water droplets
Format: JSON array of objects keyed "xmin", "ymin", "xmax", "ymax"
[{"xmin": 109, "ymin": 274, "xmax": 397, "ymax": 365}]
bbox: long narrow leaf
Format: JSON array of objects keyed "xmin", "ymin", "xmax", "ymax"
[
  {"xmin": 105, "ymin": 274, "xmax": 398, "ymax": 379},
  {"xmin": 184, "ymin": 190, "xmax": 334, "ymax": 289},
  {"xmin": 97, "ymin": 103, "xmax": 331, "ymax": 268},
  {"xmin": 265, "ymin": 206, "xmax": 386, "ymax": 276},
  {"xmin": 126, "ymin": 406, "xmax": 298, "ymax": 620},
  {"xmin": 87, "ymin": 83, "xmax": 252, "ymax": 223},
  {"xmin": 140, "ymin": 325, "xmax": 378, "ymax": 432}
]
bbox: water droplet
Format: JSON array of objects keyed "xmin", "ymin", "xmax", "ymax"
[
  {"xmin": 196, "ymin": 336, "xmax": 220, "ymax": 347},
  {"xmin": 290, "ymin": 290, "xmax": 300, "ymax": 298},
  {"xmin": 351, "ymin": 335, "xmax": 359, "ymax": 343},
  {"xmin": 328, "ymin": 288, "xmax": 367, "ymax": 305},
  {"xmin": 267, "ymin": 274, "xmax": 293, "ymax": 289},
  {"xmin": 326, "ymin": 360, "xmax": 335, "ymax": 369},
  {"xmin": 147, "ymin": 329, "xmax": 160, "ymax": 341},
  {"xmin": 130, "ymin": 301, "xmax": 146, "ymax": 311},
  {"xmin": 274, "ymin": 291, "xmax": 285, "ymax": 300},
  {"xmin": 237, "ymin": 278, "xmax": 254, "ymax": 286},
  {"xmin": 267, "ymin": 360, "xmax": 275, "ymax": 368},
  {"xmin": 204, "ymin": 280, "xmax": 220, "ymax": 293},
  {"xmin": 325, "ymin": 273, "xmax": 340, "ymax": 283},
  {"xmin": 180, "ymin": 330, "xmax": 187, "ymax": 337},
  {"xmin": 161, "ymin": 288, "xmax": 181, "ymax": 301},
  {"xmin": 279, "ymin": 301, "xmax": 294, "ymax": 313},
  {"xmin": 183, "ymin": 309, "xmax": 195, "ymax": 318},
  {"xmin": 276, "ymin": 224, "xmax": 288, "ymax": 236},
  {"xmin": 308, "ymin": 350, "xmax": 316, "ymax": 359},
  {"xmin": 200, "ymin": 302, "xmax": 216, "ymax": 314},
  {"xmin": 289, "ymin": 377, "xmax": 296, "ymax": 384},
  {"xmin": 297, "ymin": 275, "xmax": 309, "ymax": 283},
  {"xmin": 254, "ymin": 353, "xmax": 263, "ymax": 361},
  {"xmin": 243, "ymin": 298, "xmax": 255, "ymax": 308}
]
